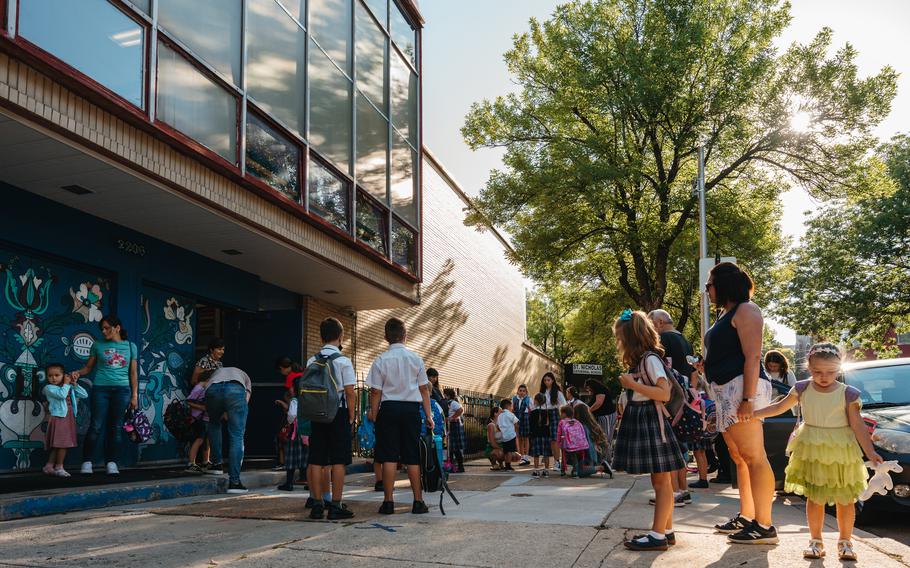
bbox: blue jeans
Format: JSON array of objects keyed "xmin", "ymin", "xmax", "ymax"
[
  {"xmin": 205, "ymin": 382, "xmax": 248, "ymax": 483},
  {"xmin": 83, "ymin": 385, "xmax": 131, "ymax": 464}
]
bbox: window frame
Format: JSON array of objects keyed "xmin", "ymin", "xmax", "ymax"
[
  {"xmin": 307, "ymin": 151, "xmax": 354, "ymax": 235},
  {"xmin": 244, "ymin": 105, "xmax": 305, "ymax": 205},
  {"xmin": 354, "ymin": 185, "xmax": 391, "ymax": 257},
  {"xmin": 11, "ymin": 0, "xmax": 152, "ymax": 115}
]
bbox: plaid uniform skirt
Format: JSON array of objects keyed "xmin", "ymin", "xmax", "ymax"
[
  {"xmin": 596, "ymin": 412, "xmax": 618, "ymax": 461},
  {"xmin": 284, "ymin": 434, "xmax": 309, "ymax": 471},
  {"xmin": 612, "ymin": 402, "xmax": 686, "ymax": 474},
  {"xmin": 448, "ymin": 421, "xmax": 466, "ymax": 453},
  {"xmin": 517, "ymin": 412, "xmax": 530, "ymax": 437},
  {"xmin": 547, "ymin": 409, "xmax": 560, "ymax": 441},
  {"xmin": 530, "ymin": 435, "xmax": 552, "ymax": 457}
]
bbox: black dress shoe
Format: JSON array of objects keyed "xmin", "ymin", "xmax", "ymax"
[
  {"xmin": 327, "ymin": 503, "xmax": 355, "ymax": 520},
  {"xmin": 308, "ymin": 503, "xmax": 325, "ymax": 519},
  {"xmin": 412, "ymin": 500, "xmax": 429, "ymax": 514},
  {"xmin": 624, "ymin": 534, "xmax": 668, "ymax": 551},
  {"xmin": 378, "ymin": 501, "xmax": 395, "ymax": 515}
]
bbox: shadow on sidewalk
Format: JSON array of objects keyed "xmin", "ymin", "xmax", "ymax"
[{"xmin": 704, "ymin": 543, "xmax": 772, "ymax": 568}]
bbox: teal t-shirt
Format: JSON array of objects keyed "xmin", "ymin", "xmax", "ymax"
[{"xmin": 91, "ymin": 340, "xmax": 137, "ymax": 387}]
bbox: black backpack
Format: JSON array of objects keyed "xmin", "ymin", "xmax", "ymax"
[{"xmin": 418, "ymin": 432, "xmax": 459, "ymax": 515}]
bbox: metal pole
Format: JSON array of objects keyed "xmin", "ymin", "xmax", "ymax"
[{"xmin": 698, "ymin": 143, "xmax": 710, "ymax": 342}]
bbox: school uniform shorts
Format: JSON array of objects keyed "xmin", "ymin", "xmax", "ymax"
[
  {"xmin": 375, "ymin": 401, "xmax": 421, "ymax": 465},
  {"xmin": 309, "ymin": 409, "xmax": 353, "ymax": 466}
]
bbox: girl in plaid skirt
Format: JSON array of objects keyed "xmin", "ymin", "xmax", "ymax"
[
  {"xmin": 612, "ymin": 310, "xmax": 686, "ymax": 552},
  {"xmin": 277, "ymin": 397, "xmax": 310, "ymax": 492},
  {"xmin": 528, "ymin": 393, "xmax": 552, "ymax": 477},
  {"xmin": 444, "ymin": 388, "xmax": 466, "ymax": 473}
]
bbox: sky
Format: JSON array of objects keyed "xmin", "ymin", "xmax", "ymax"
[{"xmin": 419, "ymin": 0, "xmax": 910, "ymax": 345}]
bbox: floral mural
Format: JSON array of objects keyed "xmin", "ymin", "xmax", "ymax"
[
  {"xmin": 138, "ymin": 287, "xmax": 197, "ymax": 462},
  {"xmin": 0, "ymin": 253, "xmax": 110, "ymax": 471}
]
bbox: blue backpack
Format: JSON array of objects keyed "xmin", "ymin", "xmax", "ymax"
[{"xmin": 358, "ymin": 417, "xmax": 376, "ymax": 451}]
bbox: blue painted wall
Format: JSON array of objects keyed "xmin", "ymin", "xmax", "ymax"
[{"xmin": 0, "ymin": 184, "xmax": 301, "ymax": 471}]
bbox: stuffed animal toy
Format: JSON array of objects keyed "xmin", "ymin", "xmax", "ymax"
[{"xmin": 859, "ymin": 460, "xmax": 904, "ymax": 502}]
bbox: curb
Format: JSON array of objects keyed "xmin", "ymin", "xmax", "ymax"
[{"xmin": 0, "ymin": 461, "xmax": 374, "ymax": 521}]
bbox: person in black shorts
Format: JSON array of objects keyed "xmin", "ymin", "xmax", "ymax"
[
  {"xmin": 305, "ymin": 318, "xmax": 357, "ymax": 521},
  {"xmin": 367, "ymin": 318, "xmax": 435, "ymax": 515}
]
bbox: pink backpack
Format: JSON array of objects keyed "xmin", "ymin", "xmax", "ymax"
[{"xmin": 559, "ymin": 419, "xmax": 589, "ymax": 452}]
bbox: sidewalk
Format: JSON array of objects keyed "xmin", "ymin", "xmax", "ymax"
[{"xmin": 0, "ymin": 461, "xmax": 907, "ymax": 567}]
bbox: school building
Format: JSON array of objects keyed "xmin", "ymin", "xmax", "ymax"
[{"xmin": 0, "ymin": 0, "xmax": 555, "ymax": 473}]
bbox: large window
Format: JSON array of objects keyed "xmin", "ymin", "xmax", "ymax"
[
  {"xmin": 157, "ymin": 0, "xmax": 242, "ymax": 86},
  {"xmin": 309, "ymin": 158, "xmax": 349, "ymax": 231},
  {"xmin": 357, "ymin": 192, "xmax": 389, "ymax": 255},
  {"xmin": 309, "ymin": 39, "xmax": 353, "ymax": 174},
  {"xmin": 18, "ymin": 0, "xmax": 145, "ymax": 108},
  {"xmin": 247, "ymin": 0, "xmax": 306, "ymax": 137},
  {"xmin": 391, "ymin": 217, "xmax": 416, "ymax": 273},
  {"xmin": 156, "ymin": 41, "xmax": 238, "ymax": 163},
  {"xmin": 390, "ymin": 132, "xmax": 416, "ymax": 225},
  {"xmin": 277, "ymin": 0, "xmax": 306, "ymax": 22},
  {"xmin": 356, "ymin": 96, "xmax": 388, "ymax": 202},
  {"xmin": 391, "ymin": 51, "xmax": 418, "ymax": 146},
  {"xmin": 309, "ymin": 0, "xmax": 352, "ymax": 76},
  {"xmin": 246, "ymin": 113, "xmax": 300, "ymax": 201},
  {"xmin": 363, "ymin": 0, "xmax": 387, "ymax": 28},
  {"xmin": 355, "ymin": 1, "xmax": 387, "ymax": 110},
  {"xmin": 390, "ymin": 1, "xmax": 416, "ymax": 66}
]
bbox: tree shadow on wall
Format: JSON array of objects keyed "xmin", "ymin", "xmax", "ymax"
[
  {"xmin": 363, "ymin": 258, "xmax": 468, "ymax": 368},
  {"xmin": 484, "ymin": 344, "xmax": 541, "ymax": 397}
]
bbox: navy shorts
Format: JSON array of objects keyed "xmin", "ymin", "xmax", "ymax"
[
  {"xmin": 308, "ymin": 409, "xmax": 353, "ymax": 466},
  {"xmin": 375, "ymin": 401, "xmax": 421, "ymax": 465}
]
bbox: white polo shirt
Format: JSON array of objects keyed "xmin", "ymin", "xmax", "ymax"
[
  {"xmin": 306, "ymin": 344, "xmax": 356, "ymax": 407},
  {"xmin": 366, "ymin": 343, "xmax": 428, "ymax": 403}
]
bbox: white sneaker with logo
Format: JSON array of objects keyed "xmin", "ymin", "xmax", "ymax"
[
  {"xmin": 80, "ymin": 461, "xmax": 93, "ymax": 475},
  {"xmin": 106, "ymin": 462, "xmax": 120, "ymax": 476}
]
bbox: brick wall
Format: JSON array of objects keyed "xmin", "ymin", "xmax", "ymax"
[{"xmin": 309, "ymin": 153, "xmax": 558, "ymax": 397}]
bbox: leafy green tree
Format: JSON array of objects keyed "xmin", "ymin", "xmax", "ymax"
[
  {"xmin": 777, "ymin": 135, "xmax": 910, "ymax": 353},
  {"xmin": 526, "ymin": 284, "xmax": 581, "ymax": 364},
  {"xmin": 462, "ymin": 0, "xmax": 897, "ymax": 330}
]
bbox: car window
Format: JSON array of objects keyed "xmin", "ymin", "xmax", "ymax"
[{"xmin": 844, "ymin": 365, "xmax": 910, "ymax": 405}]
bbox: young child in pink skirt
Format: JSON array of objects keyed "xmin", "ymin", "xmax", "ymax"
[{"xmin": 42, "ymin": 362, "xmax": 88, "ymax": 477}]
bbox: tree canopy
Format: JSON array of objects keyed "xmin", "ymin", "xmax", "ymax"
[
  {"xmin": 777, "ymin": 135, "xmax": 910, "ymax": 353},
  {"xmin": 462, "ymin": 0, "xmax": 897, "ymax": 335}
]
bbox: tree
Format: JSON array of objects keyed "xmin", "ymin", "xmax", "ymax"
[
  {"xmin": 462, "ymin": 0, "xmax": 897, "ymax": 329},
  {"xmin": 526, "ymin": 284, "xmax": 581, "ymax": 364},
  {"xmin": 777, "ymin": 135, "xmax": 910, "ymax": 353}
]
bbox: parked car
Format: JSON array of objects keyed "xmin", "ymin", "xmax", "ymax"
[{"xmin": 759, "ymin": 358, "xmax": 910, "ymax": 519}]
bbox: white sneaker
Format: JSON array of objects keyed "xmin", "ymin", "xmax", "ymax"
[
  {"xmin": 553, "ymin": 460, "xmax": 562, "ymax": 471},
  {"xmin": 80, "ymin": 461, "xmax": 93, "ymax": 475},
  {"xmin": 106, "ymin": 462, "xmax": 120, "ymax": 476}
]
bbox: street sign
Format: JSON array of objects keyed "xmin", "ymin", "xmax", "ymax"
[{"xmin": 699, "ymin": 257, "xmax": 737, "ymax": 290}]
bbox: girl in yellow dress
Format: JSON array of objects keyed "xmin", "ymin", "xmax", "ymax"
[{"xmin": 754, "ymin": 343, "xmax": 882, "ymax": 562}]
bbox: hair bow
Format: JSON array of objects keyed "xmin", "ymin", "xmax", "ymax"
[{"xmin": 619, "ymin": 309, "xmax": 633, "ymax": 322}]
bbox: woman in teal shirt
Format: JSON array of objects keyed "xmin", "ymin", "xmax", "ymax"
[{"xmin": 71, "ymin": 315, "xmax": 139, "ymax": 476}]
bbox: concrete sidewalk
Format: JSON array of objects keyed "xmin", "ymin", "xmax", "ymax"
[{"xmin": 0, "ymin": 464, "xmax": 907, "ymax": 567}]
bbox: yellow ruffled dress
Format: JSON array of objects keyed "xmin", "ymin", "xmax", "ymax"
[{"xmin": 784, "ymin": 382, "xmax": 868, "ymax": 506}]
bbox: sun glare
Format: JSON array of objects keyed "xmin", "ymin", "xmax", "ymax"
[{"xmin": 790, "ymin": 109, "xmax": 813, "ymax": 132}]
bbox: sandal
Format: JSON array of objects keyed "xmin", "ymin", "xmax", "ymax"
[
  {"xmin": 803, "ymin": 539, "xmax": 825, "ymax": 559},
  {"xmin": 838, "ymin": 540, "xmax": 857, "ymax": 562}
]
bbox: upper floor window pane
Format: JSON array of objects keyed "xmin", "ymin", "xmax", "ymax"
[
  {"xmin": 308, "ymin": 158, "xmax": 349, "ymax": 232},
  {"xmin": 126, "ymin": 0, "xmax": 149, "ymax": 14},
  {"xmin": 391, "ymin": 52, "xmax": 417, "ymax": 146},
  {"xmin": 277, "ymin": 0, "xmax": 306, "ymax": 22},
  {"xmin": 309, "ymin": 40, "xmax": 352, "ymax": 174},
  {"xmin": 246, "ymin": 113, "xmax": 300, "ymax": 201},
  {"xmin": 157, "ymin": 42, "xmax": 237, "ymax": 163},
  {"xmin": 310, "ymin": 0, "xmax": 352, "ymax": 76},
  {"xmin": 247, "ymin": 0, "xmax": 306, "ymax": 137},
  {"xmin": 363, "ymin": 0, "xmax": 387, "ymax": 29},
  {"xmin": 356, "ymin": 96, "xmax": 388, "ymax": 202},
  {"xmin": 355, "ymin": 1, "xmax": 387, "ymax": 110},
  {"xmin": 391, "ymin": 217, "xmax": 416, "ymax": 273},
  {"xmin": 356, "ymin": 192, "xmax": 388, "ymax": 255},
  {"xmin": 390, "ymin": 132, "xmax": 416, "ymax": 226},
  {"xmin": 18, "ymin": 0, "xmax": 145, "ymax": 108},
  {"xmin": 158, "ymin": 0, "xmax": 242, "ymax": 86},
  {"xmin": 390, "ymin": 1, "xmax": 415, "ymax": 66}
]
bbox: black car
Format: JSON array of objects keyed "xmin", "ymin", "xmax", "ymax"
[{"xmin": 761, "ymin": 358, "xmax": 910, "ymax": 518}]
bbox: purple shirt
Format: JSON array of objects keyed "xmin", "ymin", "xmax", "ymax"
[{"xmin": 187, "ymin": 384, "xmax": 208, "ymax": 421}]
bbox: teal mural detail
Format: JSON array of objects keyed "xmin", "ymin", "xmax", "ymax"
[
  {"xmin": 138, "ymin": 286, "xmax": 196, "ymax": 462},
  {"xmin": 0, "ymin": 253, "xmax": 110, "ymax": 471}
]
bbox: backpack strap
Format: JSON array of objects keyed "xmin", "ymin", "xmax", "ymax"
[
  {"xmin": 638, "ymin": 352, "xmax": 671, "ymax": 443},
  {"xmin": 316, "ymin": 351, "xmax": 346, "ymax": 407}
]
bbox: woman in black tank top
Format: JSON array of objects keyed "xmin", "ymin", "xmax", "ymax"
[{"xmin": 701, "ymin": 262, "xmax": 778, "ymax": 544}]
